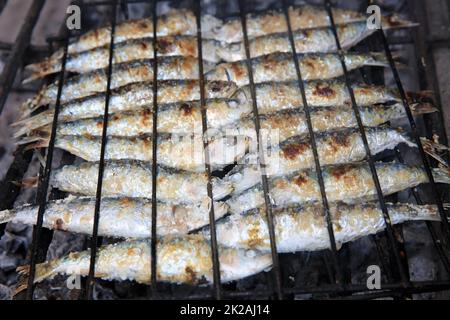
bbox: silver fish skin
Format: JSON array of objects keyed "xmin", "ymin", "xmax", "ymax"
[
  {"xmin": 226, "ymin": 162, "xmax": 450, "ymax": 214},
  {"xmin": 49, "ymin": 10, "xmax": 222, "ymax": 58},
  {"xmin": 233, "ymin": 80, "xmax": 398, "ymax": 114},
  {"xmin": 228, "ymin": 127, "xmax": 416, "ymax": 186},
  {"xmin": 15, "ymin": 99, "xmax": 250, "ymax": 139},
  {"xmin": 51, "ymin": 160, "xmax": 232, "ymax": 204},
  {"xmin": 16, "ymin": 235, "xmax": 272, "ymax": 291},
  {"xmin": 213, "ymin": 5, "xmax": 413, "ymax": 43},
  {"xmin": 52, "ymin": 134, "xmax": 248, "ymax": 172},
  {"xmin": 0, "ymin": 196, "xmax": 228, "ymax": 238},
  {"xmin": 209, "ymin": 202, "xmax": 441, "ymax": 252},
  {"xmin": 24, "ymin": 37, "xmax": 221, "ymax": 82},
  {"xmin": 217, "ymin": 22, "xmax": 374, "ymax": 62},
  {"xmin": 206, "ymin": 52, "xmax": 388, "ymax": 86},
  {"xmin": 223, "ymin": 103, "xmax": 436, "ymax": 143},
  {"xmin": 16, "ymin": 80, "xmax": 237, "ymax": 132},
  {"xmin": 30, "ymin": 57, "xmax": 215, "ymax": 107}
]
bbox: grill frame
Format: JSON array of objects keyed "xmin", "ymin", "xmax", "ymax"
[{"xmin": 0, "ymin": 0, "xmax": 449, "ymax": 300}]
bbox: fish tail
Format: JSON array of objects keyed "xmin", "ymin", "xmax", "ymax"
[
  {"xmin": 422, "ymin": 138, "xmax": 449, "ymax": 167},
  {"xmin": 394, "ymin": 127, "xmax": 417, "ymax": 148},
  {"xmin": 0, "ymin": 209, "xmax": 14, "ymax": 224},
  {"xmin": 410, "ymin": 102, "xmax": 438, "ymax": 115},
  {"xmin": 432, "ymin": 165, "xmax": 450, "ymax": 184},
  {"xmin": 22, "ymin": 58, "xmax": 61, "ymax": 84},
  {"xmin": 12, "ymin": 111, "xmax": 53, "ymax": 138},
  {"xmin": 14, "ymin": 260, "xmax": 59, "ymax": 295},
  {"xmin": 381, "ymin": 15, "xmax": 419, "ymax": 30},
  {"xmin": 366, "ymin": 52, "xmax": 389, "ymax": 68}
]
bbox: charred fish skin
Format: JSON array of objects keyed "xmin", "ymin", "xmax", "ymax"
[
  {"xmin": 53, "ymin": 134, "xmax": 249, "ymax": 172},
  {"xmin": 229, "ymin": 127, "xmax": 416, "ymax": 183},
  {"xmin": 206, "ymin": 52, "xmax": 388, "ymax": 86},
  {"xmin": 16, "ymin": 235, "xmax": 272, "ymax": 291},
  {"xmin": 24, "ymin": 37, "xmax": 222, "ymax": 82},
  {"xmin": 33, "ymin": 57, "xmax": 216, "ymax": 106},
  {"xmin": 0, "ymin": 196, "xmax": 228, "ymax": 238},
  {"xmin": 210, "ymin": 202, "xmax": 441, "ymax": 253},
  {"xmin": 234, "ymin": 81, "xmax": 399, "ymax": 114},
  {"xmin": 213, "ymin": 5, "xmax": 372, "ymax": 43},
  {"xmin": 22, "ymin": 80, "xmax": 237, "ymax": 122},
  {"xmin": 51, "ymin": 160, "xmax": 232, "ymax": 204},
  {"xmin": 226, "ymin": 162, "xmax": 450, "ymax": 214},
  {"xmin": 225, "ymin": 103, "xmax": 436, "ymax": 143}
]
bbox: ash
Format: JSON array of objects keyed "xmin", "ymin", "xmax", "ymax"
[{"xmin": 0, "ymin": 0, "xmax": 449, "ymax": 300}]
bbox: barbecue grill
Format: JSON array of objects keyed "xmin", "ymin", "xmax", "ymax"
[{"xmin": 0, "ymin": 0, "xmax": 449, "ymax": 300}]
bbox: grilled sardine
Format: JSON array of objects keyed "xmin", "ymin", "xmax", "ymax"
[
  {"xmin": 226, "ymin": 162, "xmax": 450, "ymax": 214},
  {"xmin": 0, "ymin": 196, "xmax": 227, "ymax": 238},
  {"xmin": 51, "ymin": 160, "xmax": 232, "ymax": 204}
]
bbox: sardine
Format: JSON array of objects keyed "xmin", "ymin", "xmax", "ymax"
[
  {"xmin": 234, "ymin": 80, "xmax": 399, "ymax": 113},
  {"xmin": 226, "ymin": 162, "xmax": 450, "ymax": 214},
  {"xmin": 213, "ymin": 5, "xmax": 413, "ymax": 43},
  {"xmin": 206, "ymin": 52, "xmax": 388, "ymax": 86},
  {"xmin": 209, "ymin": 202, "xmax": 441, "ymax": 252},
  {"xmin": 16, "ymin": 80, "xmax": 237, "ymax": 128},
  {"xmin": 25, "ymin": 57, "xmax": 216, "ymax": 107},
  {"xmin": 35, "ymin": 134, "xmax": 249, "ymax": 172},
  {"xmin": 24, "ymin": 37, "xmax": 221, "ymax": 82},
  {"xmin": 51, "ymin": 160, "xmax": 232, "ymax": 204},
  {"xmin": 15, "ymin": 99, "xmax": 249, "ymax": 139},
  {"xmin": 15, "ymin": 235, "xmax": 272, "ymax": 293},
  {"xmin": 46, "ymin": 9, "xmax": 222, "ymax": 59},
  {"xmin": 224, "ymin": 103, "xmax": 436, "ymax": 143},
  {"xmin": 229, "ymin": 127, "xmax": 416, "ymax": 181},
  {"xmin": 0, "ymin": 196, "xmax": 228, "ymax": 238}
]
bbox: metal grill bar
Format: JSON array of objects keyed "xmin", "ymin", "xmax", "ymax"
[
  {"xmin": 237, "ymin": 0, "xmax": 283, "ymax": 299},
  {"xmin": 194, "ymin": 0, "xmax": 222, "ymax": 300},
  {"xmin": 323, "ymin": 0, "xmax": 410, "ymax": 286},
  {"xmin": 377, "ymin": 27, "xmax": 450, "ymax": 253},
  {"xmin": 0, "ymin": 0, "xmax": 45, "ymax": 115},
  {"xmin": 85, "ymin": 0, "xmax": 118, "ymax": 299},
  {"xmin": 150, "ymin": 0, "xmax": 159, "ymax": 297},
  {"xmin": 281, "ymin": 0, "xmax": 343, "ymax": 286},
  {"xmin": 24, "ymin": 38, "xmax": 70, "ymax": 300}
]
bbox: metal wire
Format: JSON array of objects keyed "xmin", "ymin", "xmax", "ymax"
[
  {"xmin": 237, "ymin": 0, "xmax": 283, "ymax": 299},
  {"xmin": 85, "ymin": 0, "xmax": 118, "ymax": 299},
  {"xmin": 323, "ymin": 0, "xmax": 410, "ymax": 286},
  {"xmin": 280, "ymin": 0, "xmax": 344, "ymax": 286},
  {"xmin": 194, "ymin": 0, "xmax": 222, "ymax": 300}
]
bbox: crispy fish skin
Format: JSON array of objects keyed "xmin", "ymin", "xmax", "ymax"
[
  {"xmin": 210, "ymin": 202, "xmax": 441, "ymax": 252},
  {"xmin": 206, "ymin": 52, "xmax": 388, "ymax": 86},
  {"xmin": 0, "ymin": 196, "xmax": 228, "ymax": 238},
  {"xmin": 229, "ymin": 127, "xmax": 415, "ymax": 183},
  {"xmin": 51, "ymin": 160, "xmax": 232, "ymax": 204},
  {"xmin": 16, "ymin": 235, "xmax": 272, "ymax": 291},
  {"xmin": 24, "ymin": 37, "xmax": 221, "ymax": 82},
  {"xmin": 234, "ymin": 81, "xmax": 398, "ymax": 113},
  {"xmin": 58, "ymin": 100, "xmax": 249, "ymax": 135},
  {"xmin": 226, "ymin": 162, "xmax": 450, "ymax": 214},
  {"xmin": 224, "ymin": 103, "xmax": 436, "ymax": 143},
  {"xmin": 16, "ymin": 80, "xmax": 237, "ymax": 132},
  {"xmin": 51, "ymin": 134, "xmax": 248, "ymax": 172},
  {"xmin": 30, "ymin": 57, "xmax": 215, "ymax": 106},
  {"xmin": 213, "ymin": 5, "xmax": 369, "ymax": 43}
]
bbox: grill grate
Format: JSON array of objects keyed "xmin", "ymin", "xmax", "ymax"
[{"xmin": 0, "ymin": 0, "xmax": 449, "ymax": 300}]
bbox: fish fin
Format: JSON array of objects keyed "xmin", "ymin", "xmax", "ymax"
[
  {"xmin": 366, "ymin": 52, "xmax": 389, "ymax": 68},
  {"xmin": 381, "ymin": 15, "xmax": 419, "ymax": 30},
  {"xmin": 0, "ymin": 209, "xmax": 14, "ymax": 224},
  {"xmin": 12, "ymin": 112, "xmax": 53, "ymax": 139},
  {"xmin": 422, "ymin": 137, "xmax": 449, "ymax": 167},
  {"xmin": 22, "ymin": 58, "xmax": 61, "ymax": 84},
  {"xmin": 432, "ymin": 165, "xmax": 450, "ymax": 184},
  {"xmin": 23, "ymin": 138, "xmax": 49, "ymax": 151},
  {"xmin": 409, "ymin": 102, "xmax": 438, "ymax": 115},
  {"xmin": 14, "ymin": 261, "xmax": 59, "ymax": 295}
]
